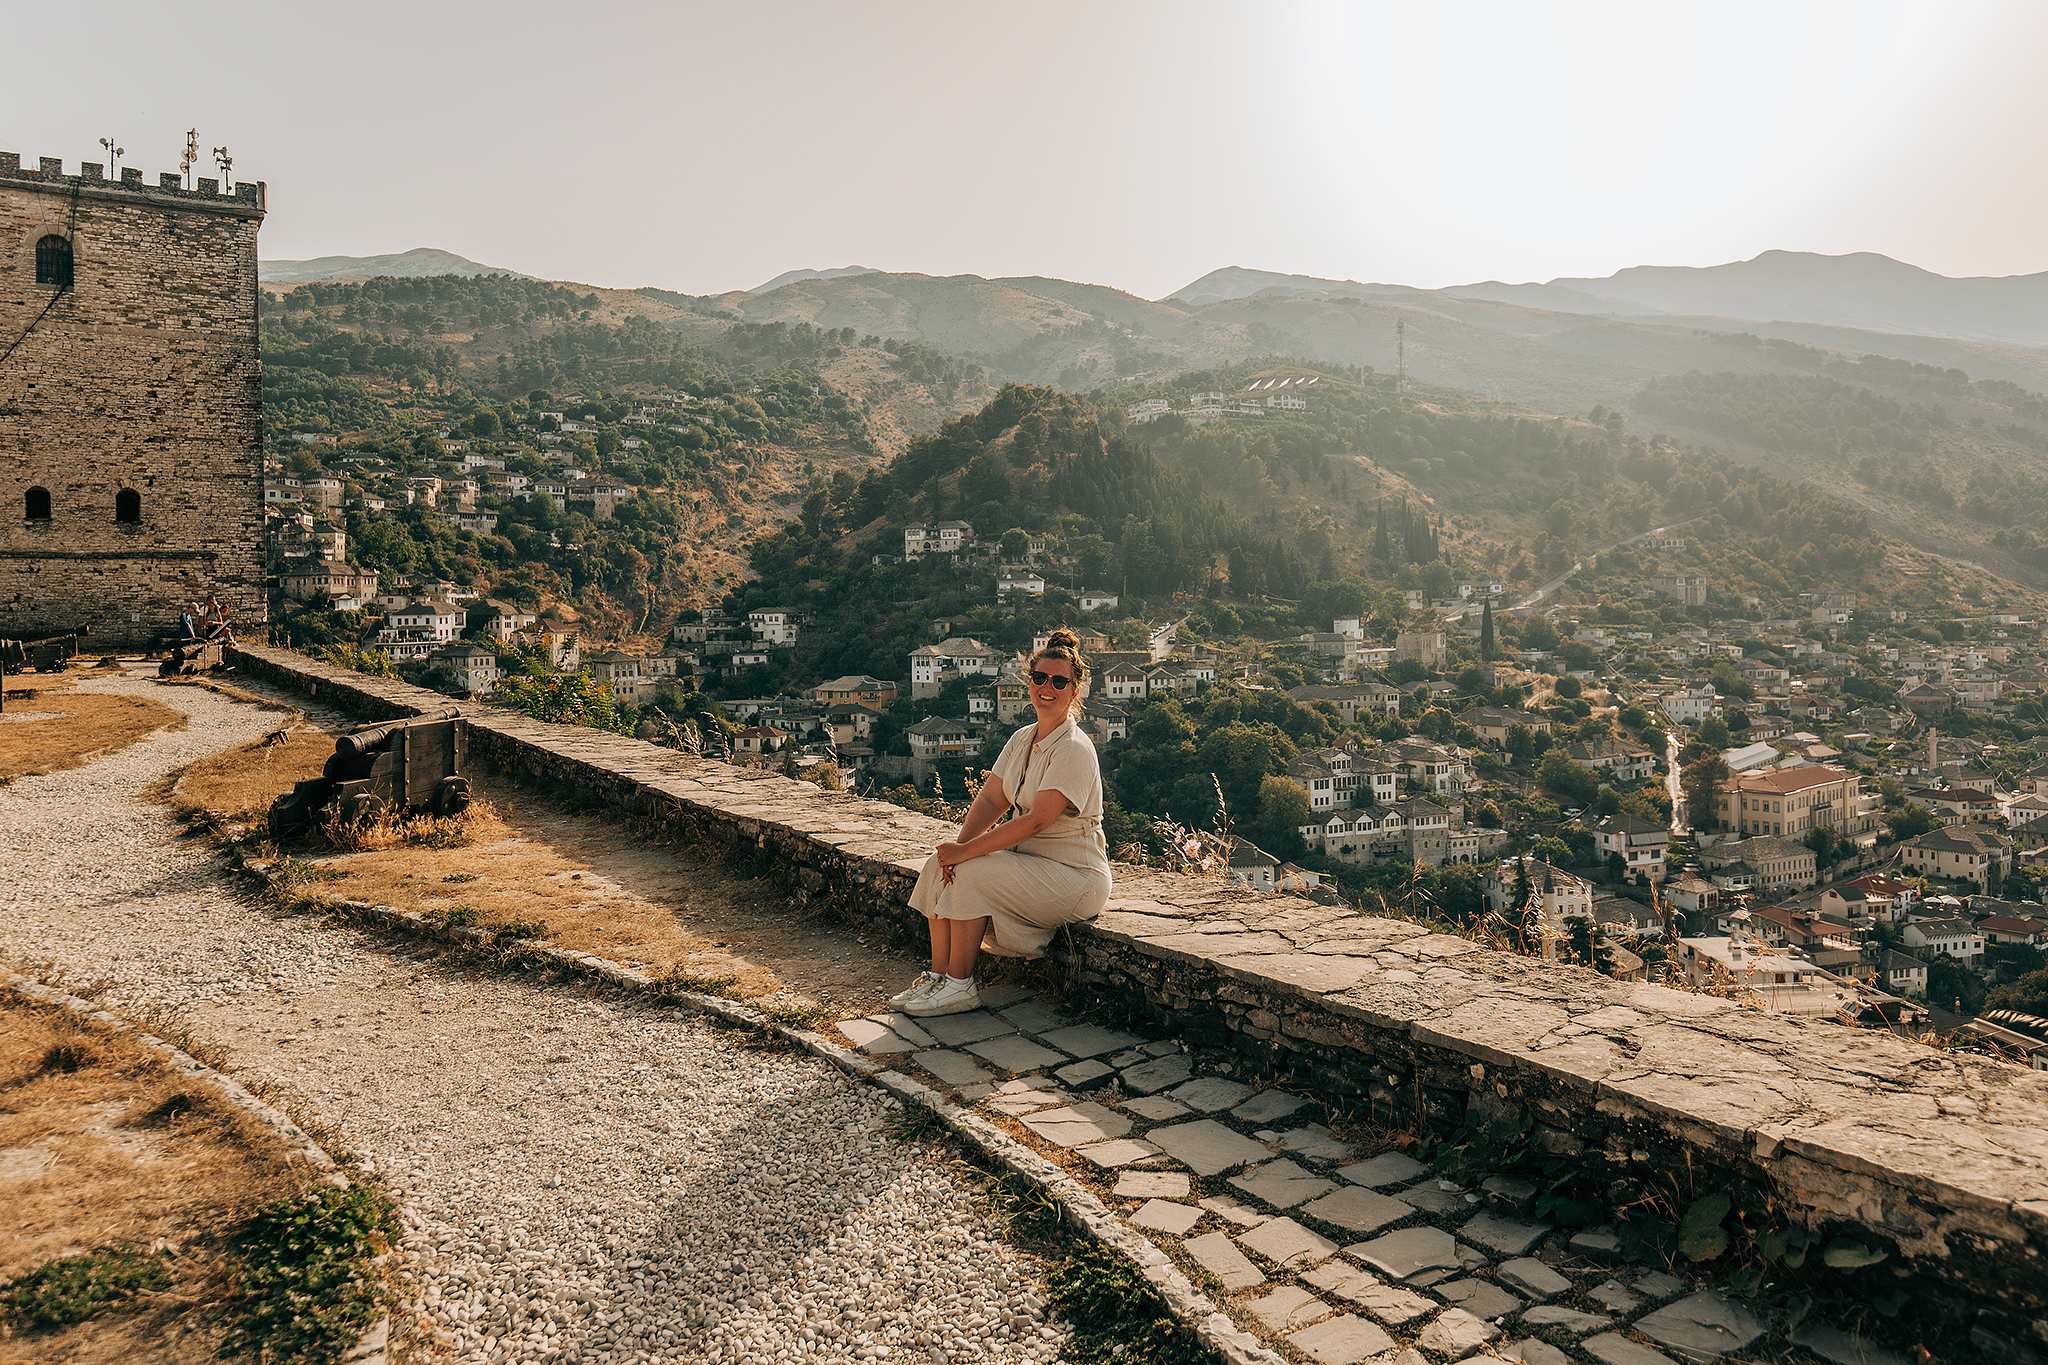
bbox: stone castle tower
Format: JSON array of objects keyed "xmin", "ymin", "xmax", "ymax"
[{"xmin": 0, "ymin": 151, "xmax": 267, "ymax": 647}]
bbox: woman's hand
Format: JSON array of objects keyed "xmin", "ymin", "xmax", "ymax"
[{"xmin": 937, "ymin": 841, "xmax": 966, "ymax": 883}]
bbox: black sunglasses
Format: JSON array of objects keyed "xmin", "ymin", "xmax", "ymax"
[{"xmin": 1029, "ymin": 670, "xmax": 1074, "ymax": 690}]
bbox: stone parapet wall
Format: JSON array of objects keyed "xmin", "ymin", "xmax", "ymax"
[{"xmin": 230, "ymin": 644, "xmax": 2048, "ymax": 1322}]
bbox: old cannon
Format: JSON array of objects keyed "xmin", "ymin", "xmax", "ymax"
[{"xmin": 268, "ymin": 708, "xmax": 474, "ymax": 839}]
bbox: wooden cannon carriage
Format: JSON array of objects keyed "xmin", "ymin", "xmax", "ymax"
[
  {"xmin": 268, "ymin": 708, "xmax": 474, "ymax": 839},
  {"xmin": 159, "ymin": 638, "xmax": 227, "ymax": 676}
]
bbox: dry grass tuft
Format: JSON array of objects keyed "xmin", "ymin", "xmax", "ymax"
[
  {"xmin": 315, "ymin": 797, "xmax": 493, "ymax": 854},
  {"xmin": 0, "ymin": 694, "xmax": 188, "ymax": 783},
  {"xmin": 164, "ymin": 727, "xmax": 334, "ymax": 826},
  {"xmin": 0, "ymin": 991, "xmax": 314, "ymax": 1360}
]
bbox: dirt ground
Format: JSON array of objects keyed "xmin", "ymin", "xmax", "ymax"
[
  {"xmin": 0, "ymin": 993, "xmax": 308, "ymax": 1362},
  {"xmin": 179, "ymin": 731, "xmax": 929, "ymax": 1015},
  {"xmin": 0, "ymin": 680, "xmax": 188, "ymax": 784}
]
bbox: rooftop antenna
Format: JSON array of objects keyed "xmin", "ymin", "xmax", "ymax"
[
  {"xmin": 98, "ymin": 137, "xmax": 123, "ymax": 176},
  {"xmin": 1396, "ymin": 317, "xmax": 1409, "ymax": 407},
  {"xmin": 179, "ymin": 129, "xmax": 199, "ymax": 188},
  {"xmin": 213, "ymin": 145, "xmax": 233, "ymax": 190}
]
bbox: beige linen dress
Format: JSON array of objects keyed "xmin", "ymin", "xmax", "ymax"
[{"xmin": 907, "ymin": 714, "xmax": 1112, "ymax": 957}]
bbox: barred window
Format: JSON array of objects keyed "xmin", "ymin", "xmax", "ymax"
[{"xmin": 35, "ymin": 235, "xmax": 72, "ymax": 289}]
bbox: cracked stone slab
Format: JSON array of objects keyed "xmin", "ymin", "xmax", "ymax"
[
  {"xmin": 1521, "ymin": 1304, "xmax": 1612, "ymax": 1335},
  {"xmin": 1118, "ymin": 1054, "xmax": 1195, "ymax": 1094},
  {"xmin": 1229, "ymin": 1159, "xmax": 1336, "ymax": 1209},
  {"xmin": 1419, "ymin": 1306, "xmax": 1504, "ymax": 1360},
  {"xmin": 1497, "ymin": 1257, "xmax": 1572, "ymax": 1301},
  {"xmin": 1569, "ymin": 1227, "xmax": 1624, "ymax": 1265},
  {"xmin": 1054, "ymin": 1058, "xmax": 1114, "ymax": 1090},
  {"xmin": 1122, "ymin": 1094, "xmax": 1189, "ymax": 1121},
  {"xmin": 1584, "ymin": 1334, "xmax": 1681, "ymax": 1365},
  {"xmin": 1302, "ymin": 1262, "xmax": 1436, "ymax": 1327},
  {"xmin": 965, "ymin": 1033, "xmax": 1067, "ymax": 1073},
  {"xmin": 1297, "ymin": 1185, "xmax": 1410, "ymax": 1235},
  {"xmin": 1634, "ymin": 1291, "xmax": 1766, "ymax": 1363},
  {"xmin": 976, "ymin": 983, "xmax": 1036, "ymax": 1011},
  {"xmin": 1276, "ymin": 1123, "xmax": 1355, "ymax": 1165},
  {"xmin": 1074, "ymin": 1138, "xmax": 1161, "ymax": 1168},
  {"xmin": 1633, "ymin": 1271, "xmax": 1687, "ymax": 1299},
  {"xmin": 917, "ymin": 1011, "xmax": 1018, "ymax": 1047},
  {"xmin": 1130, "ymin": 1198, "xmax": 1205, "ymax": 1235},
  {"xmin": 1114, "ymin": 1170, "xmax": 1191, "ymax": 1200},
  {"xmin": 1337, "ymin": 1151, "xmax": 1428, "ymax": 1187},
  {"xmin": 1586, "ymin": 1279, "xmax": 1642, "ymax": 1313},
  {"xmin": 865, "ymin": 1012, "xmax": 937, "ymax": 1047},
  {"xmin": 1147, "ymin": 1119, "xmax": 1273, "ymax": 1176},
  {"xmin": 1788, "ymin": 1319, "xmax": 1912, "ymax": 1365},
  {"xmin": 915, "ymin": 1049, "xmax": 995, "ymax": 1087},
  {"xmin": 984, "ymin": 1085, "xmax": 1074, "ymax": 1115},
  {"xmin": 995, "ymin": 1001, "xmax": 1070, "ymax": 1034},
  {"xmin": 1036, "ymin": 1023, "xmax": 1143, "ymax": 1057},
  {"xmin": 1247, "ymin": 1284, "xmax": 1330, "ymax": 1332},
  {"xmin": 1236, "ymin": 1216, "xmax": 1339, "ymax": 1269},
  {"xmin": 1199, "ymin": 1195, "xmax": 1268, "ymax": 1228},
  {"xmin": 1232, "ymin": 1088, "xmax": 1312, "ymax": 1124},
  {"xmin": 836, "ymin": 1017, "xmax": 918, "ymax": 1053},
  {"xmin": 1019, "ymin": 1102, "xmax": 1132, "ymax": 1147},
  {"xmin": 1288, "ymin": 1313, "xmax": 1394, "ymax": 1365},
  {"xmin": 1169, "ymin": 1076, "xmax": 1255, "ymax": 1112},
  {"xmin": 1397, "ymin": 1184, "xmax": 1474, "ymax": 1215},
  {"xmin": 1184, "ymin": 1231, "xmax": 1266, "ymax": 1290},
  {"xmin": 1505, "ymin": 1339, "xmax": 1575, "ymax": 1365},
  {"xmin": 1347, "ymin": 1226, "xmax": 1462, "ymax": 1280},
  {"xmin": 1435, "ymin": 1278, "xmax": 1524, "ymax": 1320},
  {"xmin": 1458, "ymin": 1210, "xmax": 1552, "ymax": 1256},
  {"xmin": 1481, "ymin": 1173, "xmax": 1540, "ymax": 1216}
]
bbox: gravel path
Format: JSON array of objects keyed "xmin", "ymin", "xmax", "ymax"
[{"xmin": 0, "ymin": 669, "xmax": 1064, "ymax": 1365}]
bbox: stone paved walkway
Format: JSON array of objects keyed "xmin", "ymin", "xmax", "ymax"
[{"xmin": 835, "ymin": 998, "xmax": 1915, "ymax": 1365}]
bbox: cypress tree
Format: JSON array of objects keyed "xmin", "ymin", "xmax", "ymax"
[
  {"xmin": 1373, "ymin": 505, "xmax": 1390, "ymax": 561},
  {"xmin": 1480, "ymin": 601, "xmax": 1495, "ymax": 660}
]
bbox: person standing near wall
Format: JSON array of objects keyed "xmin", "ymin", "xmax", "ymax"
[{"xmin": 894, "ymin": 628, "xmax": 1112, "ymax": 1018}]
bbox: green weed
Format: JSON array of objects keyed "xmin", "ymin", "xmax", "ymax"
[
  {"xmin": 0, "ymin": 1244, "xmax": 171, "ymax": 1329},
  {"xmin": 1050, "ymin": 1241, "xmax": 1215, "ymax": 1365},
  {"xmin": 219, "ymin": 1182, "xmax": 396, "ymax": 1365},
  {"xmin": 884, "ymin": 1096, "xmax": 947, "ymax": 1146}
]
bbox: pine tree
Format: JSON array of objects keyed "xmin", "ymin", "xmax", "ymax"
[{"xmin": 1480, "ymin": 601, "xmax": 1495, "ymax": 660}]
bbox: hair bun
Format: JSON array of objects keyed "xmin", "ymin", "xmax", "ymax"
[{"xmin": 1045, "ymin": 627, "xmax": 1081, "ymax": 650}]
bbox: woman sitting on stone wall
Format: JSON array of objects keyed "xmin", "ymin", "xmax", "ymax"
[{"xmin": 894, "ymin": 628, "xmax": 1112, "ymax": 1018}]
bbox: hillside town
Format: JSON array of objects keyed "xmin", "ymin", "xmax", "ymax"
[{"xmin": 259, "ymin": 447, "xmax": 2048, "ymax": 1063}]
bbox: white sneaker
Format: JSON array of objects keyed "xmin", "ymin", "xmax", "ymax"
[
  {"xmin": 904, "ymin": 977, "xmax": 981, "ymax": 1018},
  {"xmin": 888, "ymin": 972, "xmax": 944, "ymax": 1011}
]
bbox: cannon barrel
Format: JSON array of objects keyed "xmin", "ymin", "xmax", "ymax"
[{"xmin": 337, "ymin": 707, "xmax": 463, "ymax": 757}]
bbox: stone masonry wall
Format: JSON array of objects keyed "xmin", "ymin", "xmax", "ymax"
[
  {"xmin": 0, "ymin": 153, "xmax": 267, "ymax": 647},
  {"xmin": 231, "ymin": 644, "xmax": 2048, "ymax": 1322}
]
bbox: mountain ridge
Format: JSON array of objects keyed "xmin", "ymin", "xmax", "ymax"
[
  {"xmin": 748, "ymin": 264, "xmax": 880, "ymax": 293},
  {"xmin": 259, "ymin": 247, "xmax": 526, "ymax": 283}
]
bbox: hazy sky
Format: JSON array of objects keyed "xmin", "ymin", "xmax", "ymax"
[{"xmin": 9, "ymin": 0, "xmax": 2046, "ymax": 298}]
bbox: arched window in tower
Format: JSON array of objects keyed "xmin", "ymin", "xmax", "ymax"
[
  {"xmin": 116, "ymin": 488, "xmax": 141, "ymax": 524},
  {"xmin": 25, "ymin": 487, "xmax": 52, "ymax": 521},
  {"xmin": 34, "ymin": 235, "xmax": 73, "ymax": 289}
]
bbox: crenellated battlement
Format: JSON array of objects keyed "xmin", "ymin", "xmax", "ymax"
[{"xmin": 0, "ymin": 151, "xmax": 264, "ymax": 209}]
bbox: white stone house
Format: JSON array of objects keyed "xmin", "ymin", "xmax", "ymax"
[
  {"xmin": 430, "ymin": 642, "xmax": 500, "ymax": 695},
  {"xmin": 374, "ymin": 599, "xmax": 464, "ymax": 662}
]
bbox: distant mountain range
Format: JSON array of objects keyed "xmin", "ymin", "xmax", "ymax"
[
  {"xmin": 748, "ymin": 265, "xmax": 879, "ymax": 294},
  {"xmin": 259, "ymin": 247, "xmax": 526, "ymax": 283},
  {"xmin": 1172, "ymin": 252, "xmax": 2048, "ymax": 350}
]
